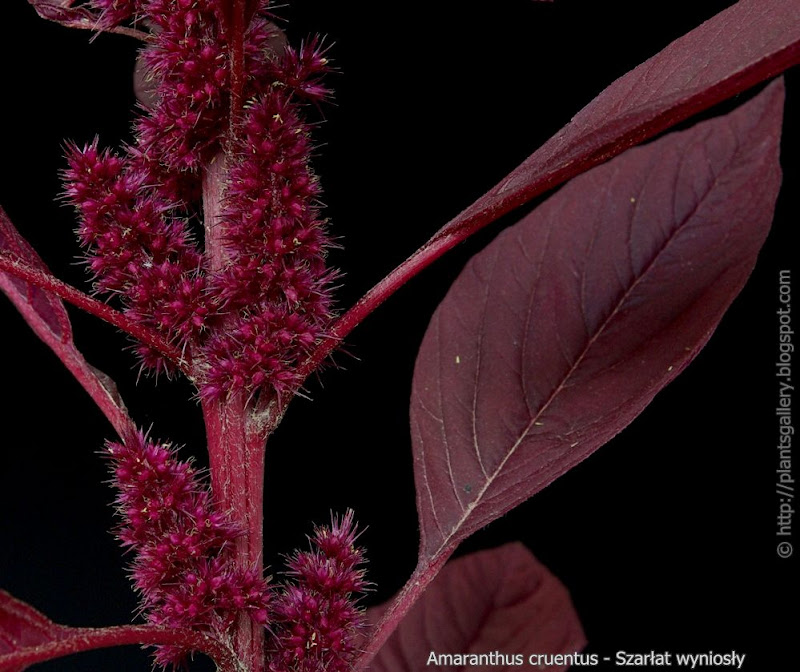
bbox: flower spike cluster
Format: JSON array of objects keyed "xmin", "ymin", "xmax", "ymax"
[
  {"xmin": 269, "ymin": 511, "xmax": 368, "ymax": 672},
  {"xmin": 63, "ymin": 140, "xmax": 207, "ymax": 371},
  {"xmin": 107, "ymin": 432, "xmax": 270, "ymax": 666},
  {"xmin": 108, "ymin": 431, "xmax": 368, "ymax": 671},
  {"xmin": 202, "ymin": 89, "xmax": 337, "ymax": 400},
  {"xmin": 56, "ymin": 5, "xmax": 368, "ymax": 669},
  {"xmin": 61, "ymin": 1, "xmax": 338, "ymax": 400}
]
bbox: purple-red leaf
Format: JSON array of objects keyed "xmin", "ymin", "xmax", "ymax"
[
  {"xmin": 318, "ymin": 0, "xmax": 800, "ymax": 369},
  {"xmin": 449, "ymin": 0, "xmax": 800, "ymax": 245},
  {"xmin": 358, "ymin": 79, "xmax": 786, "ymax": 672},
  {"xmin": 0, "ymin": 206, "xmax": 133, "ymax": 439},
  {"xmin": 411, "ymin": 80, "xmax": 784, "ymax": 562},
  {"xmin": 367, "ymin": 544, "xmax": 585, "ymax": 672}
]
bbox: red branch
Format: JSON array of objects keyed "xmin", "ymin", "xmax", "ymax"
[
  {"xmin": 0, "ymin": 624, "xmax": 236, "ymax": 672},
  {"xmin": 292, "ymin": 23, "xmax": 800, "ymax": 395},
  {"xmin": 0, "ymin": 252, "xmax": 187, "ymax": 368}
]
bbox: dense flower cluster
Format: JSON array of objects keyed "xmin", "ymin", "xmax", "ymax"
[
  {"xmin": 107, "ymin": 432, "xmax": 270, "ymax": 666},
  {"xmin": 202, "ymin": 88, "xmax": 337, "ymax": 399},
  {"xmin": 62, "ymin": 0, "xmax": 337, "ymax": 398},
  {"xmin": 269, "ymin": 511, "xmax": 368, "ymax": 672},
  {"xmin": 63, "ymin": 140, "xmax": 207, "ymax": 370},
  {"xmin": 60, "ymin": 4, "xmax": 366, "ymax": 669},
  {"xmin": 107, "ymin": 431, "xmax": 368, "ymax": 670}
]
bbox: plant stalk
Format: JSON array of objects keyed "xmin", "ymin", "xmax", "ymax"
[
  {"xmin": 0, "ymin": 251, "xmax": 185, "ymax": 367},
  {"xmin": 353, "ymin": 550, "xmax": 453, "ymax": 672},
  {"xmin": 203, "ymin": 395, "xmax": 268, "ymax": 672},
  {"xmin": 202, "ymin": 151, "xmax": 268, "ymax": 672},
  {"xmin": 228, "ymin": 0, "xmax": 248, "ymax": 126},
  {"xmin": 0, "ymin": 624, "xmax": 237, "ymax": 672}
]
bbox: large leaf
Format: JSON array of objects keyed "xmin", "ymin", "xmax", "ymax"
[
  {"xmin": 367, "ymin": 544, "xmax": 585, "ymax": 672},
  {"xmin": 446, "ymin": 0, "xmax": 800, "ymax": 240},
  {"xmin": 411, "ymin": 80, "xmax": 784, "ymax": 561},
  {"xmin": 313, "ymin": 0, "xmax": 800, "ymax": 381},
  {"xmin": 0, "ymin": 206, "xmax": 132, "ymax": 439}
]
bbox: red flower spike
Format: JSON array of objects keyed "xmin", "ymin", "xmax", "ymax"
[
  {"xmin": 277, "ymin": 37, "xmax": 333, "ymax": 103},
  {"xmin": 107, "ymin": 432, "xmax": 270, "ymax": 667},
  {"xmin": 269, "ymin": 511, "xmax": 367, "ymax": 672},
  {"xmin": 197, "ymin": 77, "xmax": 336, "ymax": 400},
  {"xmin": 63, "ymin": 140, "xmax": 209, "ymax": 372},
  {"xmin": 59, "ymin": 1, "xmax": 337, "ymax": 392}
]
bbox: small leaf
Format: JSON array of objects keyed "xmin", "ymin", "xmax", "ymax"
[
  {"xmin": 368, "ymin": 544, "xmax": 585, "ymax": 672},
  {"xmin": 0, "ymin": 206, "xmax": 133, "ymax": 439},
  {"xmin": 26, "ymin": 1, "xmax": 97, "ymax": 29},
  {"xmin": 411, "ymin": 81, "xmax": 784, "ymax": 562},
  {"xmin": 0, "ymin": 210, "xmax": 71, "ymax": 343}
]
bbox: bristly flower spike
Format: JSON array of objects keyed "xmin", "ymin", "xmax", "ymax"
[
  {"xmin": 107, "ymin": 431, "xmax": 271, "ymax": 667},
  {"xmin": 63, "ymin": 2, "xmax": 339, "ymax": 399},
  {"xmin": 199, "ymin": 35, "xmax": 337, "ymax": 402},
  {"xmin": 268, "ymin": 510, "xmax": 368, "ymax": 672}
]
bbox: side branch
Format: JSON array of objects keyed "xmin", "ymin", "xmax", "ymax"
[
  {"xmin": 0, "ymin": 252, "xmax": 186, "ymax": 368},
  {"xmin": 292, "ymin": 0, "xmax": 800, "ymax": 393},
  {"xmin": 0, "ymin": 624, "xmax": 236, "ymax": 672},
  {"xmin": 290, "ymin": 208, "xmax": 501, "ymax": 390},
  {"xmin": 27, "ymin": 2, "xmax": 151, "ymax": 40}
]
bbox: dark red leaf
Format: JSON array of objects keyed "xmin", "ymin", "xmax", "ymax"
[
  {"xmin": 0, "ymin": 206, "xmax": 133, "ymax": 439},
  {"xmin": 447, "ymin": 0, "xmax": 799, "ymax": 243},
  {"xmin": 312, "ymin": 0, "xmax": 800, "ymax": 380},
  {"xmin": 368, "ymin": 544, "xmax": 585, "ymax": 672},
  {"xmin": 0, "ymin": 209, "xmax": 71, "ymax": 343},
  {"xmin": 411, "ymin": 81, "xmax": 784, "ymax": 563}
]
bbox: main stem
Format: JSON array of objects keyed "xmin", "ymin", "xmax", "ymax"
[
  {"xmin": 203, "ymin": 395, "xmax": 268, "ymax": 672},
  {"xmin": 202, "ymin": 154, "xmax": 268, "ymax": 672},
  {"xmin": 228, "ymin": 0, "xmax": 248, "ymax": 127}
]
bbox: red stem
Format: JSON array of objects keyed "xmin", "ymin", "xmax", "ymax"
[
  {"xmin": 0, "ymin": 252, "xmax": 185, "ymax": 368},
  {"xmin": 353, "ymin": 551, "xmax": 452, "ymax": 672},
  {"xmin": 228, "ymin": 0, "xmax": 248, "ymax": 124},
  {"xmin": 0, "ymin": 625, "xmax": 236, "ymax": 672},
  {"xmin": 202, "ymin": 152, "xmax": 269, "ymax": 672},
  {"xmin": 292, "ymin": 28, "xmax": 800, "ymax": 397},
  {"xmin": 202, "ymin": 395, "xmax": 268, "ymax": 671}
]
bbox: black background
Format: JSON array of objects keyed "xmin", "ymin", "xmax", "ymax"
[{"xmin": 0, "ymin": 1, "xmax": 796, "ymax": 670}]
